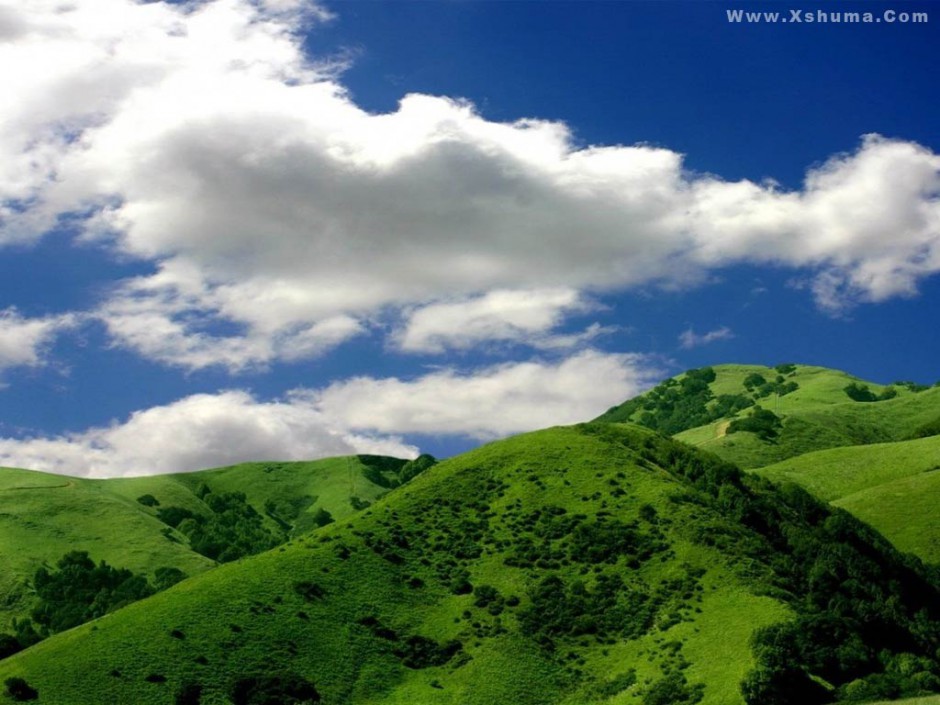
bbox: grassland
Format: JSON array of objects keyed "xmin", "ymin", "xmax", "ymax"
[
  {"xmin": 599, "ymin": 363, "xmax": 940, "ymax": 567},
  {"xmin": 675, "ymin": 366, "xmax": 940, "ymax": 468},
  {"xmin": 3, "ymin": 423, "xmax": 938, "ymax": 704},
  {"xmin": 756, "ymin": 436, "xmax": 940, "ymax": 562},
  {"xmin": 0, "ymin": 456, "xmax": 397, "ymax": 630}
]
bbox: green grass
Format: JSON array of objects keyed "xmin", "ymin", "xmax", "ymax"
[
  {"xmin": 0, "ymin": 456, "xmax": 397, "ymax": 630},
  {"xmin": 654, "ymin": 364, "xmax": 940, "ymax": 468},
  {"xmin": 602, "ymin": 363, "xmax": 940, "ymax": 565},
  {"xmin": 756, "ymin": 435, "xmax": 940, "ymax": 502},
  {"xmin": 2, "ymin": 422, "xmax": 936, "ymax": 705},
  {"xmin": 754, "ymin": 436, "xmax": 940, "ymax": 563}
]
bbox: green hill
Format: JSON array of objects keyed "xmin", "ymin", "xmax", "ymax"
[
  {"xmin": 3, "ymin": 423, "xmax": 940, "ymax": 704},
  {"xmin": 597, "ymin": 364, "xmax": 940, "ymax": 565},
  {"xmin": 0, "ymin": 455, "xmax": 414, "ymax": 631},
  {"xmin": 597, "ymin": 364, "xmax": 940, "ymax": 469},
  {"xmin": 756, "ymin": 436, "xmax": 940, "ymax": 563}
]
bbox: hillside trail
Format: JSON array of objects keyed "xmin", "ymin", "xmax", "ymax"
[
  {"xmin": 715, "ymin": 421, "xmax": 730, "ymax": 438},
  {"xmin": 1, "ymin": 480, "xmax": 74, "ymax": 491}
]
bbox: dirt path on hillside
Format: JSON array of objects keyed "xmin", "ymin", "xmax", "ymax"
[{"xmin": 0, "ymin": 480, "xmax": 74, "ymax": 491}]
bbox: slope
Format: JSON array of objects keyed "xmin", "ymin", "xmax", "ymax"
[
  {"xmin": 0, "ymin": 455, "xmax": 411, "ymax": 631},
  {"xmin": 597, "ymin": 363, "xmax": 940, "ymax": 469},
  {"xmin": 3, "ymin": 424, "xmax": 940, "ymax": 705},
  {"xmin": 756, "ymin": 436, "xmax": 940, "ymax": 562}
]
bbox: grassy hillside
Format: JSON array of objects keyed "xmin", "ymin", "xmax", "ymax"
[
  {"xmin": 3, "ymin": 424, "xmax": 940, "ymax": 705},
  {"xmin": 598, "ymin": 364, "xmax": 940, "ymax": 469},
  {"xmin": 0, "ymin": 456, "xmax": 405, "ymax": 631},
  {"xmin": 757, "ymin": 436, "xmax": 940, "ymax": 562}
]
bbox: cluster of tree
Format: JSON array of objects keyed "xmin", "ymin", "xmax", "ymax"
[
  {"xmin": 601, "ymin": 366, "xmax": 799, "ymax": 436},
  {"xmin": 357, "ymin": 453, "xmax": 437, "ymax": 489},
  {"xmin": 519, "ymin": 573, "xmax": 655, "ymax": 646},
  {"xmin": 743, "ymin": 372, "xmax": 799, "ymax": 399},
  {"xmin": 727, "ymin": 407, "xmax": 783, "ymax": 441},
  {"xmin": 1, "ymin": 552, "xmax": 187, "ymax": 661},
  {"xmin": 844, "ymin": 382, "xmax": 898, "ymax": 402},
  {"xmin": 157, "ymin": 488, "xmax": 280, "ymax": 563}
]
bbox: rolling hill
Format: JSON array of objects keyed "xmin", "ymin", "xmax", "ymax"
[
  {"xmin": 3, "ymin": 423, "xmax": 940, "ymax": 704},
  {"xmin": 597, "ymin": 364, "xmax": 940, "ymax": 469},
  {"xmin": 755, "ymin": 436, "xmax": 940, "ymax": 563},
  {"xmin": 597, "ymin": 364, "xmax": 940, "ymax": 565},
  {"xmin": 0, "ymin": 455, "xmax": 423, "ymax": 631}
]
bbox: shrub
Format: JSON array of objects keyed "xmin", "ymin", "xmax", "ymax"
[
  {"xmin": 844, "ymin": 383, "xmax": 877, "ymax": 402},
  {"xmin": 393, "ymin": 636, "xmax": 462, "ymax": 669},
  {"xmin": 4, "ymin": 678, "xmax": 38, "ymax": 702},
  {"xmin": 175, "ymin": 682, "xmax": 203, "ymax": 705},
  {"xmin": 312, "ymin": 508, "xmax": 334, "ymax": 527},
  {"xmin": 743, "ymin": 373, "xmax": 767, "ymax": 390},
  {"xmin": 643, "ymin": 672, "xmax": 703, "ymax": 705},
  {"xmin": 231, "ymin": 673, "xmax": 320, "ymax": 704},
  {"xmin": 154, "ymin": 566, "xmax": 187, "ymax": 591},
  {"xmin": 350, "ymin": 496, "xmax": 371, "ymax": 511},
  {"xmin": 0, "ymin": 634, "xmax": 23, "ymax": 660},
  {"xmin": 136, "ymin": 494, "xmax": 160, "ymax": 507},
  {"xmin": 727, "ymin": 407, "xmax": 782, "ymax": 441}
]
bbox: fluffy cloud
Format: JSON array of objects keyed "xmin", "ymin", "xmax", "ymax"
[
  {"xmin": 678, "ymin": 326, "xmax": 734, "ymax": 349},
  {"xmin": 304, "ymin": 349, "xmax": 660, "ymax": 439},
  {"xmin": 0, "ymin": 349, "xmax": 657, "ymax": 476},
  {"xmin": 1, "ymin": 1, "xmax": 939, "ymax": 370},
  {"xmin": 0, "ymin": 390, "xmax": 417, "ymax": 478},
  {"xmin": 0, "ymin": 308, "xmax": 74, "ymax": 375},
  {"xmin": 394, "ymin": 288, "xmax": 605, "ymax": 353}
]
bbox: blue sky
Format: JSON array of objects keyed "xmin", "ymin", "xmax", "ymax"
[{"xmin": 0, "ymin": 0, "xmax": 938, "ymax": 476}]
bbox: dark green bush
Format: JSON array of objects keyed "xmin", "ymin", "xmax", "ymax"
[
  {"xmin": 0, "ymin": 634, "xmax": 22, "ymax": 660},
  {"xmin": 643, "ymin": 672, "xmax": 703, "ymax": 705},
  {"xmin": 175, "ymin": 682, "xmax": 203, "ymax": 705},
  {"xmin": 844, "ymin": 383, "xmax": 878, "ymax": 402},
  {"xmin": 393, "ymin": 636, "xmax": 462, "ymax": 669},
  {"xmin": 4, "ymin": 677, "xmax": 38, "ymax": 702},
  {"xmin": 154, "ymin": 566, "xmax": 187, "ymax": 591},
  {"xmin": 727, "ymin": 408, "xmax": 782, "ymax": 441},
  {"xmin": 231, "ymin": 673, "xmax": 320, "ymax": 705}
]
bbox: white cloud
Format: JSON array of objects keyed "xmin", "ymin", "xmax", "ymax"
[
  {"xmin": 0, "ymin": 390, "xmax": 417, "ymax": 478},
  {"xmin": 1, "ymin": 1, "xmax": 939, "ymax": 370},
  {"xmin": 0, "ymin": 308, "xmax": 74, "ymax": 374},
  {"xmin": 96, "ymin": 271, "xmax": 364, "ymax": 371},
  {"xmin": 0, "ymin": 349, "xmax": 657, "ymax": 476},
  {"xmin": 678, "ymin": 326, "xmax": 734, "ymax": 349},
  {"xmin": 394, "ymin": 288, "xmax": 603, "ymax": 353},
  {"xmin": 304, "ymin": 349, "xmax": 661, "ymax": 440}
]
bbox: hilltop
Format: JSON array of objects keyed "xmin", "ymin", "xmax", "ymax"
[
  {"xmin": 597, "ymin": 364, "xmax": 940, "ymax": 566},
  {"xmin": 3, "ymin": 423, "xmax": 940, "ymax": 704},
  {"xmin": 597, "ymin": 364, "xmax": 940, "ymax": 469}
]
